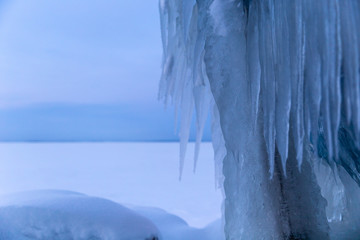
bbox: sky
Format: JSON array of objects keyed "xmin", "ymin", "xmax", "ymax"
[
  {"xmin": 0, "ymin": 0, "xmax": 162, "ymax": 107},
  {"xmin": 0, "ymin": 0, "xmax": 211, "ymax": 141}
]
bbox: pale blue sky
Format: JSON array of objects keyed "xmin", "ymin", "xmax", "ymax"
[
  {"xmin": 0, "ymin": 0, "xmax": 211, "ymax": 141},
  {"xmin": 0, "ymin": 0, "xmax": 162, "ymax": 107}
]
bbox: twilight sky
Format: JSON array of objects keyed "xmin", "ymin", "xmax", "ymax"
[{"xmin": 0, "ymin": 0, "xmax": 162, "ymax": 107}]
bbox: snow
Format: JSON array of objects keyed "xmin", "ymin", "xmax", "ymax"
[
  {"xmin": 0, "ymin": 190, "xmax": 225, "ymax": 240},
  {"xmin": 132, "ymin": 206, "xmax": 224, "ymax": 240},
  {"xmin": 160, "ymin": 0, "xmax": 360, "ymax": 238},
  {"xmin": 0, "ymin": 142, "xmax": 224, "ymax": 239},
  {"xmin": 0, "ymin": 190, "xmax": 160, "ymax": 240},
  {"xmin": 0, "ymin": 142, "xmax": 222, "ymax": 229}
]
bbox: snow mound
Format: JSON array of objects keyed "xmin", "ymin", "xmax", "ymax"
[
  {"xmin": 0, "ymin": 190, "xmax": 159, "ymax": 240},
  {"xmin": 133, "ymin": 206, "xmax": 224, "ymax": 240}
]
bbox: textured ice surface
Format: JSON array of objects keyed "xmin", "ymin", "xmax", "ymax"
[{"xmin": 160, "ymin": 0, "xmax": 360, "ymax": 239}]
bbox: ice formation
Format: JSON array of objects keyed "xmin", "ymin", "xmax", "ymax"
[{"xmin": 159, "ymin": 0, "xmax": 360, "ymax": 239}]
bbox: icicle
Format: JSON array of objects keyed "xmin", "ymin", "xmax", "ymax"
[
  {"xmin": 158, "ymin": 0, "xmax": 212, "ymax": 179},
  {"xmin": 274, "ymin": 0, "xmax": 291, "ymax": 174},
  {"xmin": 179, "ymin": 78, "xmax": 194, "ymax": 180},
  {"xmin": 332, "ymin": 0, "xmax": 342, "ymax": 159},
  {"xmin": 352, "ymin": 1, "xmax": 360, "ymax": 143},
  {"xmin": 193, "ymin": 84, "xmax": 211, "ymax": 172},
  {"xmin": 181, "ymin": 0, "xmax": 196, "ymax": 43},
  {"xmin": 246, "ymin": 1, "xmax": 261, "ymax": 134},
  {"xmin": 339, "ymin": 0, "xmax": 359, "ymax": 126},
  {"xmin": 258, "ymin": 0, "xmax": 276, "ymax": 177},
  {"xmin": 303, "ymin": 0, "xmax": 322, "ymax": 158},
  {"xmin": 211, "ymin": 101, "xmax": 226, "ymax": 189},
  {"xmin": 289, "ymin": 0, "xmax": 305, "ymax": 169}
]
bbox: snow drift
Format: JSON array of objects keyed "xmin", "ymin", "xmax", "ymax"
[
  {"xmin": 133, "ymin": 206, "xmax": 224, "ymax": 240},
  {"xmin": 0, "ymin": 190, "xmax": 225, "ymax": 240},
  {"xmin": 0, "ymin": 190, "xmax": 160, "ymax": 240},
  {"xmin": 159, "ymin": 0, "xmax": 360, "ymax": 239}
]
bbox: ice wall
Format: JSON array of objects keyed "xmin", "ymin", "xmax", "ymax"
[{"xmin": 159, "ymin": 0, "xmax": 360, "ymax": 239}]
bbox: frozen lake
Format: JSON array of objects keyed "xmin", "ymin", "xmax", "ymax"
[{"xmin": 0, "ymin": 142, "xmax": 222, "ymax": 228}]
